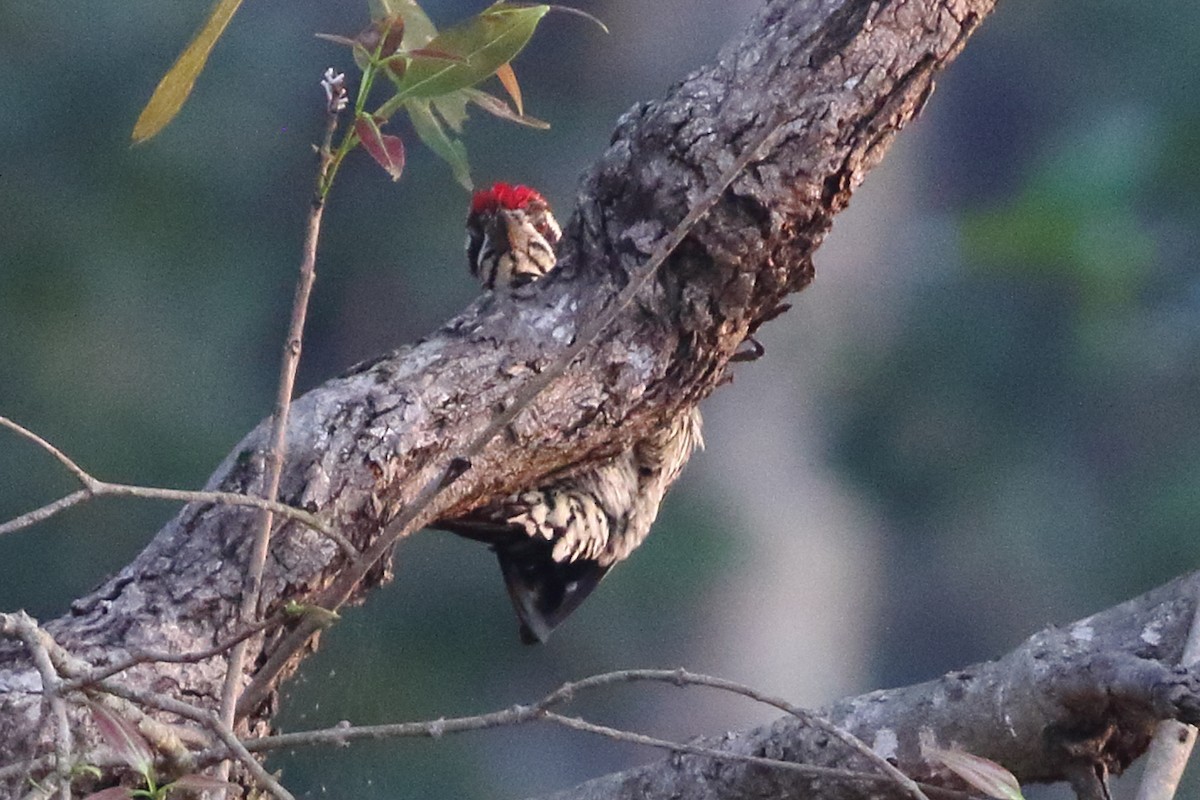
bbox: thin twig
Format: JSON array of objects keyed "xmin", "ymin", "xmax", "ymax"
[
  {"xmin": 237, "ymin": 668, "xmax": 942, "ymax": 800},
  {"xmin": 0, "ymin": 416, "xmax": 91, "ymax": 482},
  {"xmin": 0, "ymin": 490, "xmax": 92, "ymax": 538},
  {"xmin": 0, "ymin": 613, "xmax": 74, "ymax": 800},
  {"xmin": 216, "ymin": 103, "xmax": 341, "ymax": 792},
  {"xmin": 221, "ymin": 707, "xmax": 915, "ymax": 790},
  {"xmin": 0, "ymin": 416, "xmax": 353, "ymax": 555},
  {"xmin": 1134, "ymin": 583, "xmax": 1200, "ymax": 800},
  {"xmin": 237, "ymin": 98, "xmax": 798, "ymax": 720},
  {"xmin": 548, "ymin": 669, "xmax": 929, "ymax": 800},
  {"xmin": 542, "ymin": 712, "xmax": 920, "ymax": 792}
]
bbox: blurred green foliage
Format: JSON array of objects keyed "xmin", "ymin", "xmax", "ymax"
[{"xmin": 829, "ymin": 2, "xmax": 1200, "ymax": 695}]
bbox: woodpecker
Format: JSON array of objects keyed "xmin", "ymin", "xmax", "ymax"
[
  {"xmin": 465, "ymin": 182, "xmax": 562, "ymax": 290},
  {"xmin": 440, "ymin": 182, "xmax": 703, "ymax": 643}
]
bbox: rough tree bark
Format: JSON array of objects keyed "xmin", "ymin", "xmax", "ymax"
[
  {"xmin": 539, "ymin": 573, "xmax": 1200, "ymax": 800},
  {"xmin": 6, "ymin": 0, "xmax": 1198, "ymax": 798}
]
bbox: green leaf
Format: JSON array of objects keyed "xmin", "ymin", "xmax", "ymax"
[
  {"xmin": 406, "ymin": 100, "xmax": 472, "ymax": 190},
  {"xmin": 132, "ymin": 0, "xmax": 243, "ymax": 143},
  {"xmin": 372, "ymin": 0, "xmax": 437, "ymax": 46},
  {"xmin": 391, "ymin": 3, "xmax": 549, "ymax": 100},
  {"xmin": 432, "ymin": 92, "xmax": 470, "ymax": 134}
]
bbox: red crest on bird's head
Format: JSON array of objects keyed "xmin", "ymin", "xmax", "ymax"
[{"xmin": 470, "ymin": 182, "xmax": 545, "ymax": 215}]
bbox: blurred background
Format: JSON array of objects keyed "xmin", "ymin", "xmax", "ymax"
[{"xmin": 2, "ymin": 1, "xmax": 1199, "ymax": 797}]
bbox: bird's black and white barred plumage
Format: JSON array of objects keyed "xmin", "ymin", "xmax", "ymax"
[{"xmin": 440, "ymin": 182, "xmax": 703, "ymax": 643}]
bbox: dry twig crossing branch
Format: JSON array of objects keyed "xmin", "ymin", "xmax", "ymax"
[
  {"xmin": 0, "ymin": 415, "xmax": 354, "ymax": 557},
  {"xmin": 0, "ymin": 612, "xmax": 74, "ymax": 800},
  {"xmin": 216, "ymin": 94, "xmax": 343, "ymax": 774}
]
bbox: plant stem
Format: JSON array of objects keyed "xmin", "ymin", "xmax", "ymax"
[{"xmin": 214, "ymin": 107, "xmax": 341, "ymax": 794}]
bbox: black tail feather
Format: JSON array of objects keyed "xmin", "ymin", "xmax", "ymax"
[{"xmin": 494, "ymin": 541, "xmax": 610, "ymax": 644}]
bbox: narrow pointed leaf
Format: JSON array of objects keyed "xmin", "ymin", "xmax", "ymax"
[
  {"xmin": 383, "ymin": 49, "xmax": 467, "ymax": 92},
  {"xmin": 925, "ymin": 746, "xmax": 1025, "ymax": 800},
  {"xmin": 463, "ymin": 88, "xmax": 548, "ymax": 129},
  {"xmin": 392, "ymin": 4, "xmax": 549, "ymax": 99},
  {"xmin": 406, "ymin": 100, "xmax": 472, "ymax": 190},
  {"xmin": 132, "ymin": 0, "xmax": 243, "ymax": 143},
  {"xmin": 355, "ymin": 115, "xmax": 406, "ymax": 181},
  {"xmin": 494, "ymin": 62, "xmax": 523, "ymax": 116},
  {"xmin": 88, "ymin": 701, "xmax": 154, "ymax": 776},
  {"xmin": 168, "ymin": 774, "xmax": 241, "ymax": 791}
]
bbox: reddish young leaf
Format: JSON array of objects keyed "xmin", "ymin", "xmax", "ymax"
[
  {"xmin": 87, "ymin": 701, "xmax": 154, "ymax": 776},
  {"xmin": 373, "ymin": 0, "xmax": 436, "ymax": 46},
  {"xmin": 495, "ymin": 62, "xmax": 523, "ymax": 116},
  {"xmin": 376, "ymin": 14, "xmax": 406, "ymax": 57},
  {"xmin": 385, "ymin": 55, "xmax": 408, "ymax": 82},
  {"xmin": 355, "ymin": 114, "xmax": 406, "ymax": 181},
  {"xmin": 925, "ymin": 745, "xmax": 1025, "ymax": 800}
]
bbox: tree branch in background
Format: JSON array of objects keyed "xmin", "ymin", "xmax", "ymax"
[
  {"xmin": 536, "ymin": 573, "xmax": 1200, "ymax": 800},
  {"xmin": 0, "ymin": 415, "xmax": 352, "ymax": 556}
]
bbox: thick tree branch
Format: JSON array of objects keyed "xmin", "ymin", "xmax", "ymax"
[
  {"xmin": 0, "ymin": 0, "xmax": 1001, "ymax": 794},
  {"xmin": 536, "ymin": 573, "xmax": 1200, "ymax": 800}
]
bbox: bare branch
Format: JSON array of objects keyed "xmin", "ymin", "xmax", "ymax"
[
  {"xmin": 0, "ymin": 418, "xmax": 91, "ymax": 484},
  {"xmin": 539, "ymin": 669, "xmax": 928, "ymax": 800},
  {"xmin": 0, "ymin": 415, "xmax": 355, "ymax": 556},
  {"xmin": 235, "ymin": 668, "xmax": 933, "ymax": 799},
  {"xmin": 540, "ymin": 712, "xmax": 948, "ymax": 797},
  {"xmin": 0, "ymin": 613, "xmax": 73, "ymax": 800},
  {"xmin": 218, "ymin": 95, "xmax": 343, "ymax": 765},
  {"xmin": 0, "ymin": 490, "xmax": 92, "ymax": 538}
]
